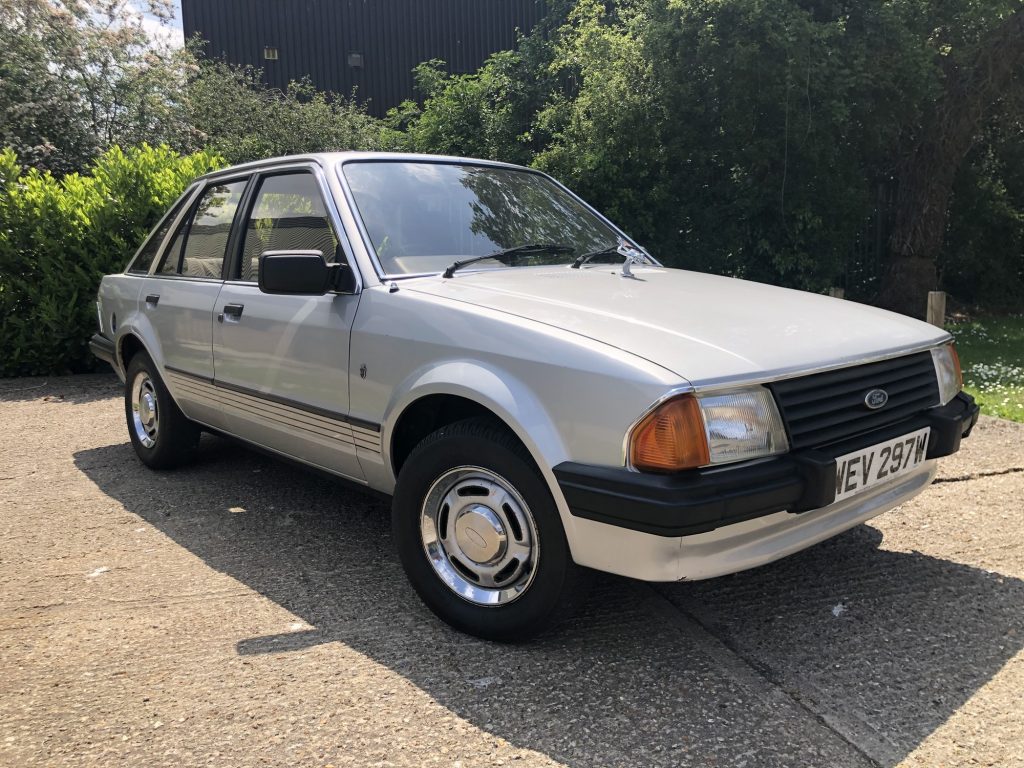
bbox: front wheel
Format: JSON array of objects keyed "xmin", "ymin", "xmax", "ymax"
[{"xmin": 392, "ymin": 418, "xmax": 587, "ymax": 641}]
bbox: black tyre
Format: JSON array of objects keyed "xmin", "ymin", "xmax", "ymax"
[
  {"xmin": 392, "ymin": 417, "xmax": 587, "ymax": 641},
  {"xmin": 124, "ymin": 351, "xmax": 200, "ymax": 469}
]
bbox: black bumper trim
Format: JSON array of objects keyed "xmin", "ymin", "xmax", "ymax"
[
  {"xmin": 89, "ymin": 333, "xmax": 117, "ymax": 368},
  {"xmin": 555, "ymin": 392, "xmax": 979, "ymax": 538}
]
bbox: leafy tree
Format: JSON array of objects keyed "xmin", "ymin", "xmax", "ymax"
[
  {"xmin": 389, "ymin": 40, "xmax": 558, "ymax": 165},
  {"xmin": 182, "ymin": 58, "xmax": 384, "ymax": 165},
  {"xmin": 402, "ymin": 0, "xmax": 1024, "ymax": 314},
  {"xmin": 534, "ymin": 0, "xmax": 670, "ymax": 253},
  {"xmin": 0, "ymin": 0, "xmax": 189, "ymax": 174},
  {"xmin": 942, "ymin": 109, "xmax": 1024, "ymax": 310},
  {"xmin": 881, "ymin": 4, "xmax": 1024, "ymax": 314},
  {"xmin": 4, "ymin": 0, "xmax": 1022, "ymax": 320},
  {"xmin": 1, "ymin": 0, "xmax": 386, "ymax": 173},
  {"xmin": 384, "ymin": 3, "xmax": 571, "ymax": 161}
]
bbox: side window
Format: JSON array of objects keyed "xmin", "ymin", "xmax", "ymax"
[
  {"xmin": 155, "ymin": 180, "xmax": 247, "ymax": 278},
  {"xmin": 127, "ymin": 190, "xmax": 193, "ymax": 274},
  {"xmin": 239, "ymin": 172, "xmax": 339, "ymax": 282},
  {"xmin": 158, "ymin": 215, "xmax": 188, "ymax": 275},
  {"xmin": 181, "ymin": 181, "xmax": 247, "ymax": 278}
]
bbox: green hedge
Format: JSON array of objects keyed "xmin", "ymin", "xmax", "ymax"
[{"xmin": 0, "ymin": 144, "xmax": 222, "ymax": 376}]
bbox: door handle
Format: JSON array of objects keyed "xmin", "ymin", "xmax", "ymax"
[
  {"xmin": 145, "ymin": 294, "xmax": 160, "ymax": 306},
  {"xmin": 218, "ymin": 303, "xmax": 244, "ymax": 323}
]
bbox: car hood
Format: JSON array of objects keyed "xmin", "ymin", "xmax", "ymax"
[{"xmin": 404, "ymin": 265, "xmax": 949, "ymax": 387}]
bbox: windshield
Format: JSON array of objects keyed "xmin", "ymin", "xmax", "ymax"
[{"xmin": 341, "ymin": 161, "xmax": 621, "ymax": 275}]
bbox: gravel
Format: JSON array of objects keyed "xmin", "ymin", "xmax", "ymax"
[{"xmin": 1, "ymin": 374, "xmax": 1021, "ymax": 767}]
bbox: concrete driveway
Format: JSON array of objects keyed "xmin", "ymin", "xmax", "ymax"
[{"xmin": 1, "ymin": 374, "xmax": 1021, "ymax": 767}]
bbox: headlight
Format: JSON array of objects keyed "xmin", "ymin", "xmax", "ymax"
[
  {"xmin": 698, "ymin": 387, "xmax": 789, "ymax": 465},
  {"xmin": 628, "ymin": 387, "xmax": 789, "ymax": 473},
  {"xmin": 931, "ymin": 343, "xmax": 962, "ymax": 405}
]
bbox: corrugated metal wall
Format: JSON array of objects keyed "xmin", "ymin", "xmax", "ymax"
[{"xmin": 182, "ymin": 0, "xmax": 547, "ymax": 116}]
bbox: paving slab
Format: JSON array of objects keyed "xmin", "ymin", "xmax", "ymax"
[
  {"xmin": 658, "ymin": 416, "xmax": 1024, "ymax": 768},
  {"xmin": 1, "ymin": 375, "xmax": 1021, "ymax": 767}
]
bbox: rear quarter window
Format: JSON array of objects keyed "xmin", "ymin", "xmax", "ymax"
[{"xmin": 126, "ymin": 188, "xmax": 196, "ymax": 274}]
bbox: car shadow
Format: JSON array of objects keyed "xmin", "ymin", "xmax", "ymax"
[{"xmin": 73, "ymin": 437, "xmax": 1024, "ymax": 767}]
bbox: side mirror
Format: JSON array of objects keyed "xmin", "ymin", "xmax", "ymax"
[{"xmin": 258, "ymin": 250, "xmax": 357, "ymax": 295}]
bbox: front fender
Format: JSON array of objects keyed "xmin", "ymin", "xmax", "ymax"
[
  {"xmin": 381, "ymin": 360, "xmax": 578, "ymax": 548},
  {"xmin": 384, "ymin": 360, "xmax": 569, "ymax": 476}
]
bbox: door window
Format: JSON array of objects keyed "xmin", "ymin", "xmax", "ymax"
[
  {"xmin": 155, "ymin": 180, "xmax": 247, "ymax": 278},
  {"xmin": 239, "ymin": 172, "xmax": 339, "ymax": 282}
]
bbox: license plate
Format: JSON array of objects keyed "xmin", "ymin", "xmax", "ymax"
[{"xmin": 833, "ymin": 427, "xmax": 930, "ymax": 503}]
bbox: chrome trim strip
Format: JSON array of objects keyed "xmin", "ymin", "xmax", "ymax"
[
  {"xmin": 165, "ymin": 365, "xmax": 214, "ymax": 384},
  {"xmin": 621, "ymin": 383, "xmax": 695, "ymax": 472},
  {"xmin": 143, "ymin": 274, "xmax": 224, "ymax": 283},
  {"xmin": 686, "ymin": 337, "xmax": 953, "ymax": 392},
  {"xmin": 164, "ymin": 365, "xmax": 382, "ymax": 435},
  {"xmin": 184, "ymin": 413, "xmax": 370, "ymax": 487},
  {"xmin": 170, "ymin": 378, "xmax": 361, "ymax": 446},
  {"xmin": 197, "ymin": 154, "xmax": 330, "ymax": 182}
]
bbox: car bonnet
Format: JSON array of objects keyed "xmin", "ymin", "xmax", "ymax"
[{"xmin": 403, "ymin": 265, "xmax": 950, "ymax": 389}]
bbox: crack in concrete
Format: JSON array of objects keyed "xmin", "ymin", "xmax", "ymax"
[{"xmin": 932, "ymin": 466, "xmax": 1024, "ymax": 484}]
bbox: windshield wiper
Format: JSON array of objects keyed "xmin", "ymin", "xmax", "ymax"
[
  {"xmin": 443, "ymin": 243, "xmax": 575, "ymax": 278},
  {"xmin": 572, "ymin": 239, "xmax": 650, "ymax": 269}
]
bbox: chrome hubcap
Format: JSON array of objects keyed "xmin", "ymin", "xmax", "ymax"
[
  {"xmin": 131, "ymin": 373, "xmax": 159, "ymax": 448},
  {"xmin": 455, "ymin": 505, "xmax": 507, "ymax": 564},
  {"xmin": 420, "ymin": 467, "xmax": 539, "ymax": 606}
]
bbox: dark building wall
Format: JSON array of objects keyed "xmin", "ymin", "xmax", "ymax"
[{"xmin": 182, "ymin": 0, "xmax": 547, "ymax": 116}]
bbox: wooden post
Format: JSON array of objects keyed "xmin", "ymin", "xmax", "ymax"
[
  {"xmin": 926, "ymin": 291, "xmax": 946, "ymax": 327},
  {"xmin": 828, "ymin": 287, "xmax": 845, "ymax": 299}
]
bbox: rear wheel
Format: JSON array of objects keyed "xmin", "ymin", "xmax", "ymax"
[
  {"xmin": 124, "ymin": 352, "xmax": 199, "ymax": 469},
  {"xmin": 392, "ymin": 418, "xmax": 587, "ymax": 641}
]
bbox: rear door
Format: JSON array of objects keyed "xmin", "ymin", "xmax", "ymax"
[
  {"xmin": 211, "ymin": 165, "xmax": 366, "ymax": 481},
  {"xmin": 140, "ymin": 176, "xmax": 249, "ymax": 428}
]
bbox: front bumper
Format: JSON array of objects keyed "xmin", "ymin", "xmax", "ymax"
[{"xmin": 555, "ymin": 392, "xmax": 979, "ymax": 538}]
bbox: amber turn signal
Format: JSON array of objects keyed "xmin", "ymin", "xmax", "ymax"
[
  {"xmin": 949, "ymin": 343, "xmax": 963, "ymax": 389},
  {"xmin": 629, "ymin": 394, "xmax": 710, "ymax": 472}
]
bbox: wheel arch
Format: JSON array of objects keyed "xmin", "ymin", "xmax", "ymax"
[
  {"xmin": 117, "ymin": 332, "xmax": 149, "ymax": 371},
  {"xmin": 390, "ymin": 394, "xmax": 511, "ymax": 476},
  {"xmin": 381, "ymin": 361, "xmax": 577, "ymax": 546},
  {"xmin": 115, "ymin": 309, "xmax": 164, "ymax": 377},
  {"xmin": 385, "ymin": 363, "xmax": 569, "ymax": 477}
]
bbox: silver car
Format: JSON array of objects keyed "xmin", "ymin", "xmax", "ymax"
[{"xmin": 91, "ymin": 153, "xmax": 978, "ymax": 640}]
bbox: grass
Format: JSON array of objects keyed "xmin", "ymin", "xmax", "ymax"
[{"xmin": 948, "ymin": 314, "xmax": 1024, "ymax": 423}]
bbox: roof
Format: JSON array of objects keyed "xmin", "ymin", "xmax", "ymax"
[{"xmin": 200, "ymin": 152, "xmax": 534, "ymax": 181}]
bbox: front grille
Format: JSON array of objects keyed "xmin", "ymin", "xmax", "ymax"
[{"xmin": 768, "ymin": 351, "xmax": 939, "ymax": 450}]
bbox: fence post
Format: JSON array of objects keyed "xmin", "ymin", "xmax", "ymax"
[{"xmin": 926, "ymin": 291, "xmax": 946, "ymax": 327}]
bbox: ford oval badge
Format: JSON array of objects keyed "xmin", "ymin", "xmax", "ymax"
[{"xmin": 864, "ymin": 388, "xmax": 889, "ymax": 410}]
